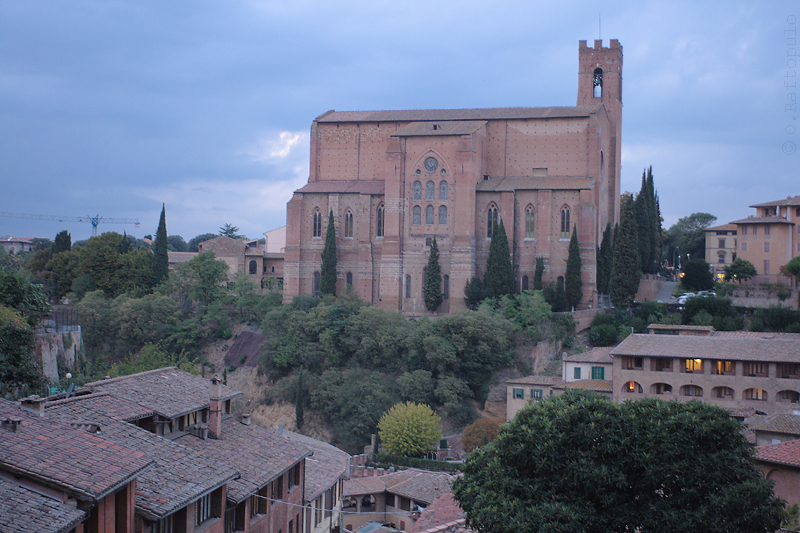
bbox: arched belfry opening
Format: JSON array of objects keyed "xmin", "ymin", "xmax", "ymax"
[{"xmin": 593, "ymin": 68, "xmax": 603, "ymax": 98}]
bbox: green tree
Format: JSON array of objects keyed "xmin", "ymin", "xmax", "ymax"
[
  {"xmin": 0, "ymin": 305, "xmax": 43, "ymax": 398},
  {"xmin": 682, "ymin": 258, "xmax": 714, "ymax": 291},
  {"xmin": 53, "ymin": 230, "xmax": 72, "ymax": 254},
  {"xmin": 484, "ymin": 219, "xmax": 514, "ymax": 297},
  {"xmin": 118, "ymin": 231, "xmax": 133, "ymax": 254},
  {"xmin": 378, "ymin": 401, "xmax": 442, "ymax": 457},
  {"xmin": 320, "ymin": 210, "xmax": 337, "ymax": 296},
  {"xmin": 0, "ymin": 270, "xmax": 51, "ymax": 326},
  {"xmin": 173, "ymin": 251, "xmax": 229, "ymax": 308},
  {"xmin": 634, "ymin": 167, "xmax": 660, "ymax": 274},
  {"xmin": 464, "ymin": 277, "xmax": 492, "ymax": 310},
  {"xmin": 167, "ymin": 235, "xmax": 189, "ymax": 252},
  {"xmin": 564, "ymin": 225, "xmax": 582, "ymax": 311},
  {"xmin": 424, "ymin": 237, "xmax": 443, "ymax": 311},
  {"xmin": 462, "ymin": 418, "xmax": 502, "ymax": 452},
  {"xmin": 153, "ymin": 204, "xmax": 169, "ymax": 284},
  {"xmin": 596, "ymin": 223, "xmax": 613, "ymax": 294},
  {"xmin": 188, "ymin": 233, "xmax": 217, "ymax": 252},
  {"xmin": 295, "ymin": 370, "xmax": 305, "ymax": 430},
  {"xmin": 218, "ymin": 223, "xmax": 242, "ymax": 239},
  {"xmin": 723, "ymin": 258, "xmax": 757, "ymax": 283},
  {"xmin": 663, "ymin": 212, "xmax": 717, "ymax": 267},
  {"xmin": 452, "ymin": 390, "xmax": 786, "ymax": 533},
  {"xmin": 786, "ymin": 256, "xmax": 800, "ymax": 281},
  {"xmin": 533, "ymin": 256, "xmax": 544, "ymax": 290},
  {"xmin": 609, "ymin": 194, "xmax": 640, "ymax": 308}
]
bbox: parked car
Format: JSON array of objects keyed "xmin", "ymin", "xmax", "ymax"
[{"xmin": 677, "ymin": 293, "xmax": 695, "ymax": 305}]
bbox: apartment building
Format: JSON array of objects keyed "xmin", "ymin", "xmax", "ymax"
[
  {"xmin": 610, "ymin": 330, "xmax": 800, "ymax": 415},
  {"xmin": 704, "ymin": 223, "xmax": 737, "ymax": 279}
]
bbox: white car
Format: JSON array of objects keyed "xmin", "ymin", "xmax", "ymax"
[{"xmin": 677, "ymin": 293, "xmax": 695, "ymax": 305}]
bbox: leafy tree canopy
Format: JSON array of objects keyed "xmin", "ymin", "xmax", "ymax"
[
  {"xmin": 682, "ymin": 258, "xmax": 714, "ymax": 291},
  {"xmin": 663, "ymin": 212, "xmax": 717, "ymax": 266},
  {"xmin": 462, "ymin": 418, "xmax": 501, "ymax": 453},
  {"xmin": 784, "ymin": 256, "xmax": 800, "ymax": 282},
  {"xmin": 167, "ymin": 235, "xmax": 189, "ymax": 252},
  {"xmin": 724, "ymin": 257, "xmax": 757, "ymax": 283},
  {"xmin": 452, "ymin": 390, "xmax": 786, "ymax": 533},
  {"xmin": 378, "ymin": 401, "xmax": 442, "ymax": 456}
]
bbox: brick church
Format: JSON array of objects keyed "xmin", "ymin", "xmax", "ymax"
[{"xmin": 284, "ymin": 39, "xmax": 622, "ymax": 313}]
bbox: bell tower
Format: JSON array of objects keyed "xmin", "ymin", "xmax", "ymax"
[{"xmin": 578, "ymin": 39, "xmax": 623, "ymax": 227}]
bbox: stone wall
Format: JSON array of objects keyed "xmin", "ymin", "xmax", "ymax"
[{"xmin": 36, "ymin": 329, "xmax": 82, "ymax": 382}]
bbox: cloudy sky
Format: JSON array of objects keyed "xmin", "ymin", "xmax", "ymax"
[{"xmin": 1, "ymin": 1, "xmax": 797, "ymax": 242}]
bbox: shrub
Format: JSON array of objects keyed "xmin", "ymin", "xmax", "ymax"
[
  {"xmin": 378, "ymin": 402, "xmax": 442, "ymax": 457},
  {"xmin": 589, "ymin": 323, "xmax": 618, "ymax": 346}
]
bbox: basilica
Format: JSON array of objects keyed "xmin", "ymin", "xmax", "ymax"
[{"xmin": 284, "ymin": 39, "xmax": 623, "ymax": 313}]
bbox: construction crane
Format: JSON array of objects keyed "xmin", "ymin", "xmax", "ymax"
[{"xmin": 0, "ymin": 212, "xmax": 141, "ymax": 237}]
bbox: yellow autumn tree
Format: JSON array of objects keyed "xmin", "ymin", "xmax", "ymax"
[{"xmin": 378, "ymin": 401, "xmax": 442, "ymax": 457}]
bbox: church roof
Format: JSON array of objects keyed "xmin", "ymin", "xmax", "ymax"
[{"xmin": 315, "ymin": 105, "xmax": 601, "ymax": 124}]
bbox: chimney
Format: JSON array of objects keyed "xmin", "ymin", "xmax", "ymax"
[
  {"xmin": 2, "ymin": 417, "xmax": 22, "ymax": 433},
  {"xmin": 209, "ymin": 375, "xmax": 222, "ymax": 439},
  {"xmin": 20, "ymin": 395, "xmax": 45, "ymax": 415},
  {"xmin": 241, "ymin": 413, "xmax": 251, "ymax": 426}
]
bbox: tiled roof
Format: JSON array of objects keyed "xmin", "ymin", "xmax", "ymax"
[
  {"xmin": 0, "ymin": 477, "xmax": 87, "ymax": 533},
  {"xmin": 410, "ymin": 493, "xmax": 471, "ymax": 533},
  {"xmin": 506, "ymin": 375, "xmax": 562, "ymax": 386},
  {"xmin": 750, "ymin": 414, "xmax": 800, "ymax": 437},
  {"xmin": 0, "ymin": 399, "xmax": 152, "ymax": 502},
  {"xmin": 85, "ymin": 367, "xmax": 241, "ymax": 419},
  {"xmin": 610, "ymin": 333, "xmax": 800, "ymax": 363},
  {"xmin": 47, "ymin": 402, "xmax": 238, "ymax": 521},
  {"xmin": 315, "ymin": 105, "xmax": 600, "ymax": 123},
  {"xmin": 755, "ymin": 438, "xmax": 800, "ymax": 468},
  {"xmin": 556, "ymin": 379, "xmax": 613, "ymax": 392},
  {"xmin": 476, "ymin": 177, "xmax": 593, "ymax": 192},
  {"xmin": 729, "ymin": 216, "xmax": 794, "ymax": 225},
  {"xmin": 45, "ymin": 392, "xmax": 153, "ymax": 421},
  {"xmin": 647, "ymin": 324, "xmax": 715, "ymax": 333},
  {"xmin": 750, "ymin": 195, "xmax": 800, "ymax": 208},
  {"xmin": 176, "ymin": 417, "xmax": 311, "ymax": 504},
  {"xmin": 705, "ymin": 224, "xmax": 738, "ymax": 232},
  {"xmin": 563, "ymin": 347, "xmax": 613, "ymax": 363},
  {"xmin": 344, "ymin": 469, "xmax": 454, "ymax": 507},
  {"xmin": 392, "ymin": 121, "xmax": 487, "ymax": 137},
  {"xmin": 282, "ymin": 430, "xmax": 350, "ymax": 501},
  {"xmin": 294, "ymin": 180, "xmax": 385, "ymax": 196}
]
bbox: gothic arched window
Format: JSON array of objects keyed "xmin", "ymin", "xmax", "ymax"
[
  {"xmin": 312, "ymin": 208, "xmax": 322, "ymax": 238},
  {"xmin": 405, "ymin": 275, "xmax": 411, "ymax": 299},
  {"xmin": 593, "ymin": 68, "xmax": 603, "ymax": 98},
  {"xmin": 439, "ymin": 181, "xmax": 448, "ymax": 200},
  {"xmin": 425, "ymin": 205, "xmax": 434, "ymax": 225},
  {"xmin": 413, "ymin": 206, "xmax": 421, "ymax": 226},
  {"xmin": 439, "ymin": 205, "xmax": 447, "ymax": 225},
  {"xmin": 344, "ymin": 209, "xmax": 353, "ymax": 238},
  {"xmin": 413, "ymin": 181, "xmax": 422, "ymax": 200},
  {"xmin": 376, "ymin": 204, "xmax": 385, "ymax": 237},
  {"xmin": 525, "ymin": 206, "xmax": 535, "ymax": 239},
  {"xmin": 487, "ymin": 205, "xmax": 498, "ymax": 238},
  {"xmin": 426, "ymin": 181, "xmax": 435, "ymax": 201},
  {"xmin": 560, "ymin": 207, "xmax": 571, "ymax": 239},
  {"xmin": 346, "ymin": 272, "xmax": 353, "ymax": 286}
]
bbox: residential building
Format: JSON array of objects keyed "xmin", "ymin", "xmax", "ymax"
[
  {"xmin": 285, "ymin": 40, "xmax": 623, "ymax": 313},
  {"xmin": 0, "ymin": 235, "xmax": 35, "ymax": 254},
  {"xmin": 755, "ymin": 439, "xmax": 800, "ymax": 508},
  {"xmin": 506, "ymin": 375, "xmax": 562, "ymax": 420},
  {"xmin": 343, "ymin": 469, "xmax": 454, "ymax": 532},
  {"xmin": 749, "ymin": 413, "xmax": 800, "ymax": 446},
  {"xmin": 609, "ymin": 329, "xmax": 800, "ymax": 415},
  {"xmin": 704, "ymin": 223, "xmax": 737, "ymax": 279},
  {"xmin": 563, "ymin": 347, "xmax": 612, "ymax": 382},
  {"xmin": 282, "ymin": 429, "xmax": 351, "ymax": 533},
  {"xmin": 730, "ymin": 195, "xmax": 800, "ymax": 282}
]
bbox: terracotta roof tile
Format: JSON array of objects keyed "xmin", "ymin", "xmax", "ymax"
[
  {"xmin": 45, "ymin": 392, "xmax": 153, "ymax": 421},
  {"xmin": 410, "ymin": 493, "xmax": 470, "ymax": 533},
  {"xmin": 344, "ymin": 469, "xmax": 453, "ymax": 507},
  {"xmin": 749, "ymin": 195, "xmax": 800, "ymax": 208},
  {"xmin": 756, "ymin": 438, "xmax": 800, "ymax": 468},
  {"xmin": 176, "ymin": 417, "xmax": 310, "ymax": 504},
  {"xmin": 47, "ymin": 402, "xmax": 238, "ymax": 520},
  {"xmin": 729, "ymin": 216, "xmax": 794, "ymax": 225},
  {"xmin": 0, "ymin": 477, "xmax": 87, "ymax": 533},
  {"xmin": 85, "ymin": 367, "xmax": 241, "ymax": 419},
  {"xmin": 611, "ymin": 333, "xmax": 800, "ymax": 362},
  {"xmin": 283, "ymin": 430, "xmax": 350, "ymax": 501},
  {"xmin": 750, "ymin": 414, "xmax": 800, "ymax": 437},
  {"xmin": 556, "ymin": 379, "xmax": 613, "ymax": 392},
  {"xmin": 0, "ymin": 399, "xmax": 152, "ymax": 502},
  {"xmin": 563, "ymin": 347, "xmax": 613, "ymax": 363}
]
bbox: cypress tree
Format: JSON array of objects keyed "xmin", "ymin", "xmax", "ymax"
[
  {"xmin": 423, "ymin": 237, "xmax": 443, "ymax": 311},
  {"xmin": 609, "ymin": 194, "xmax": 640, "ymax": 308},
  {"xmin": 634, "ymin": 170, "xmax": 651, "ymax": 274},
  {"xmin": 597, "ymin": 223, "xmax": 613, "ymax": 294},
  {"xmin": 53, "ymin": 230, "xmax": 71, "ymax": 254},
  {"xmin": 565, "ymin": 225, "xmax": 582, "ymax": 311},
  {"xmin": 118, "ymin": 231, "xmax": 133, "ymax": 254},
  {"xmin": 153, "ymin": 204, "xmax": 169, "ymax": 283},
  {"xmin": 554, "ymin": 277, "xmax": 567, "ymax": 312},
  {"xmin": 484, "ymin": 220, "xmax": 514, "ymax": 297},
  {"xmin": 320, "ymin": 210, "xmax": 337, "ymax": 296},
  {"xmin": 533, "ymin": 256, "xmax": 544, "ymax": 290}
]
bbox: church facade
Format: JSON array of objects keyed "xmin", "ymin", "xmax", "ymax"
[{"xmin": 284, "ymin": 39, "xmax": 623, "ymax": 313}]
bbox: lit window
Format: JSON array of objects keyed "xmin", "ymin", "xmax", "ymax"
[
  {"xmin": 624, "ymin": 381, "xmax": 642, "ymax": 393},
  {"xmin": 684, "ymin": 359, "xmax": 703, "ymax": 373}
]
